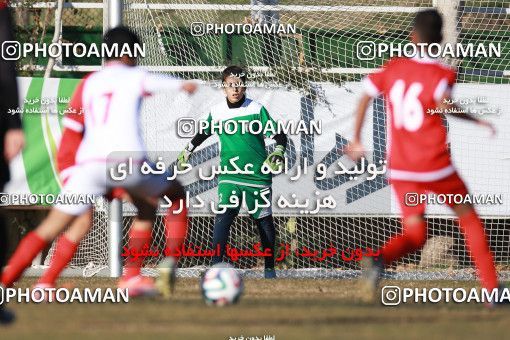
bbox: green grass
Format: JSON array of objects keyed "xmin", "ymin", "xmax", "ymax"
[{"xmin": 2, "ymin": 278, "xmax": 510, "ymax": 339}]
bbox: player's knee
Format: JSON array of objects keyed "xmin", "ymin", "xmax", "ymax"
[
  {"xmin": 36, "ymin": 221, "xmax": 63, "ymax": 242},
  {"xmin": 452, "ymin": 203, "xmax": 474, "ymax": 217},
  {"xmin": 404, "ymin": 214, "xmax": 424, "ymax": 226},
  {"xmin": 66, "ymin": 219, "xmax": 92, "ymax": 242}
]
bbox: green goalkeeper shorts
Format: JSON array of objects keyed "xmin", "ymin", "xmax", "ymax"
[{"xmin": 217, "ymin": 181, "xmax": 272, "ymax": 219}]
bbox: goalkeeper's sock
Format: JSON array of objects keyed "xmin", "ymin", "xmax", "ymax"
[
  {"xmin": 458, "ymin": 210, "xmax": 498, "ymax": 291},
  {"xmin": 380, "ymin": 218, "xmax": 427, "ymax": 266},
  {"xmin": 164, "ymin": 200, "xmax": 188, "ymax": 262},
  {"xmin": 255, "ymin": 215, "xmax": 276, "ymax": 270},
  {"xmin": 123, "ymin": 228, "xmax": 152, "ymax": 279},
  {"xmin": 1, "ymin": 232, "xmax": 47, "ymax": 287},
  {"xmin": 38, "ymin": 235, "xmax": 78, "ymax": 285}
]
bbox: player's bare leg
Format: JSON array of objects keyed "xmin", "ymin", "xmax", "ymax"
[
  {"xmin": 62, "ymin": 211, "xmax": 93, "ymax": 243},
  {"xmin": 360, "ymin": 214, "xmax": 427, "ymax": 303},
  {"xmin": 1, "ymin": 209, "xmax": 77, "ymax": 287},
  {"xmin": 34, "ymin": 209, "xmax": 78, "ymax": 241}
]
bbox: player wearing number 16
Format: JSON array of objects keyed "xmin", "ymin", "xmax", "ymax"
[{"xmin": 346, "ymin": 9, "xmax": 500, "ymax": 304}]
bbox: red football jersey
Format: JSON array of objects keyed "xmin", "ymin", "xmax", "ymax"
[{"xmin": 364, "ymin": 56, "xmax": 457, "ymax": 182}]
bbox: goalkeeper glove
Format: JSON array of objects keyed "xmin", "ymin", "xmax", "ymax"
[
  {"xmin": 264, "ymin": 145, "xmax": 285, "ymax": 172},
  {"xmin": 176, "ymin": 144, "xmax": 193, "ymax": 171}
]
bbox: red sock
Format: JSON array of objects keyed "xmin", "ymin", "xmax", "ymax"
[
  {"xmin": 123, "ymin": 228, "xmax": 152, "ymax": 279},
  {"xmin": 459, "ymin": 210, "xmax": 498, "ymax": 291},
  {"xmin": 380, "ymin": 219, "xmax": 427, "ymax": 265},
  {"xmin": 1, "ymin": 231, "xmax": 47, "ymax": 287},
  {"xmin": 164, "ymin": 201, "xmax": 188, "ymax": 262},
  {"xmin": 38, "ymin": 235, "xmax": 78, "ymax": 285}
]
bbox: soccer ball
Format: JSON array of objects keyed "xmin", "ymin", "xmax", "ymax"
[{"xmin": 201, "ymin": 263, "xmax": 244, "ymax": 306}]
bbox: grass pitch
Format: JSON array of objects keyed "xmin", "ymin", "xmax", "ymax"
[{"xmin": 1, "ymin": 278, "xmax": 509, "ymax": 340}]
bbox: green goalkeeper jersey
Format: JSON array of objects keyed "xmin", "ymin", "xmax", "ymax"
[{"xmin": 203, "ymin": 97, "xmax": 277, "ymax": 187}]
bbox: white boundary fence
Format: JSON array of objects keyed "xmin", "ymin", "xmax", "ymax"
[{"xmin": 12, "ymin": 1, "xmax": 510, "ymax": 76}]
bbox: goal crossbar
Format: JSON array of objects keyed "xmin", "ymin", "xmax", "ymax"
[{"xmin": 15, "ymin": 2, "xmax": 433, "ymax": 12}]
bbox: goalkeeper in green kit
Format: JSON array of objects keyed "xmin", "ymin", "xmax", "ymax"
[{"xmin": 177, "ymin": 66, "xmax": 287, "ymax": 278}]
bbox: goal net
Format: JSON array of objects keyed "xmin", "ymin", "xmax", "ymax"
[{"xmin": 46, "ymin": 0, "xmax": 510, "ymax": 279}]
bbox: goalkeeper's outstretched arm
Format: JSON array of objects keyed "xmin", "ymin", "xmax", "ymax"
[{"xmin": 176, "ymin": 131, "xmax": 211, "ymax": 170}]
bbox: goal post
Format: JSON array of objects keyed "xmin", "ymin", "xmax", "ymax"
[{"xmin": 105, "ymin": 0, "xmax": 124, "ymax": 278}]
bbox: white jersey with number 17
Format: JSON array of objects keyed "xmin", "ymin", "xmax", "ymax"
[{"xmin": 63, "ymin": 62, "xmax": 183, "ymax": 165}]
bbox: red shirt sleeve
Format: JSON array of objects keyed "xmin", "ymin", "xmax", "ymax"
[
  {"xmin": 363, "ymin": 59, "xmax": 394, "ymax": 97},
  {"xmin": 433, "ymin": 67, "xmax": 457, "ymax": 103},
  {"xmin": 58, "ymin": 75, "xmax": 90, "ymax": 174},
  {"xmin": 446, "ymin": 68, "xmax": 456, "ymax": 88},
  {"xmin": 62, "ymin": 75, "xmax": 91, "ymax": 133},
  {"xmin": 57, "ymin": 128, "xmax": 83, "ymax": 173}
]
